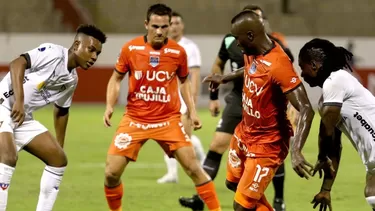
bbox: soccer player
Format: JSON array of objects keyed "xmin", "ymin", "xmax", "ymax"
[
  {"xmin": 103, "ymin": 4, "xmax": 221, "ymax": 211},
  {"xmin": 157, "ymin": 11, "xmax": 206, "ymax": 184},
  {"xmin": 0, "ymin": 25, "xmax": 106, "ymax": 211},
  {"xmin": 179, "ymin": 5, "xmax": 296, "ymax": 211},
  {"xmin": 202, "ymin": 11, "xmax": 314, "ymax": 211},
  {"xmin": 298, "ymin": 38, "xmax": 375, "ymax": 211}
]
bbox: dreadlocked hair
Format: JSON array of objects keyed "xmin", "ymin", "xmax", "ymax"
[{"xmin": 299, "ymin": 38, "xmax": 353, "ymax": 73}]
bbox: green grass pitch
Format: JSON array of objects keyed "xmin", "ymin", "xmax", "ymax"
[{"xmin": 7, "ymin": 105, "xmax": 369, "ymax": 211}]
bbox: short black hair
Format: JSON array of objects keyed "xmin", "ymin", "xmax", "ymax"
[
  {"xmin": 76, "ymin": 24, "xmax": 107, "ymax": 44},
  {"xmin": 299, "ymin": 38, "xmax": 354, "ymax": 73},
  {"xmin": 172, "ymin": 11, "xmax": 183, "ymax": 20},
  {"xmin": 242, "ymin": 4, "xmax": 266, "ymax": 19},
  {"xmin": 146, "ymin": 3, "xmax": 172, "ymax": 22},
  {"xmin": 231, "ymin": 10, "xmax": 258, "ymax": 24}
]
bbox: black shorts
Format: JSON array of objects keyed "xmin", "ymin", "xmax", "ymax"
[{"xmin": 215, "ymin": 92, "xmax": 242, "ymax": 134}]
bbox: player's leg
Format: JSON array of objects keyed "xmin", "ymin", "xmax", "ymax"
[
  {"xmin": 104, "ymin": 117, "xmax": 147, "ymax": 211},
  {"xmin": 158, "ymin": 113, "xmax": 193, "ymax": 184},
  {"xmin": 179, "ymin": 104, "xmax": 241, "ymax": 210},
  {"xmin": 19, "ymin": 120, "xmax": 67, "ymax": 211},
  {"xmin": 157, "ymin": 118, "xmax": 221, "ymax": 211},
  {"xmin": 272, "ymin": 162, "xmax": 286, "ymax": 211},
  {"xmin": 365, "ymin": 171, "xmax": 375, "ymax": 210},
  {"xmin": 0, "ymin": 131, "xmax": 17, "ymax": 211}
]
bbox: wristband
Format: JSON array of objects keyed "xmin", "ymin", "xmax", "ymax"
[{"xmin": 210, "ymin": 89, "xmax": 219, "ymax": 100}]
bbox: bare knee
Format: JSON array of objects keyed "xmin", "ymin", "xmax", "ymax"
[
  {"xmin": 209, "ymin": 132, "xmax": 231, "ymax": 154},
  {"xmin": 225, "ymin": 180, "xmax": 238, "ymax": 192},
  {"xmin": 0, "ymin": 134, "xmax": 18, "ymax": 167},
  {"xmin": 0, "ymin": 153, "xmax": 17, "ymax": 167},
  {"xmin": 46, "ymin": 148, "xmax": 68, "ymax": 167},
  {"xmin": 104, "ymin": 155, "xmax": 128, "ymax": 187}
]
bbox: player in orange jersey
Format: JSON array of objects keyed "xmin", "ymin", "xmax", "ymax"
[
  {"xmin": 102, "ymin": 4, "xmax": 221, "ymax": 211},
  {"xmin": 204, "ymin": 11, "xmax": 314, "ymax": 211}
]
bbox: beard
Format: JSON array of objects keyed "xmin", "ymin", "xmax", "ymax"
[
  {"xmin": 304, "ymin": 67, "xmax": 330, "ymax": 87},
  {"xmin": 243, "ymin": 46, "xmax": 259, "ymax": 55}
]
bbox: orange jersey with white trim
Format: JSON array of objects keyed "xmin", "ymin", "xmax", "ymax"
[
  {"xmin": 115, "ymin": 36, "xmax": 188, "ymax": 123},
  {"xmin": 239, "ymin": 42, "xmax": 301, "ymax": 143}
]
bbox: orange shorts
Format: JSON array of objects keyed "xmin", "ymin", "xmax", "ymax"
[
  {"xmin": 107, "ymin": 115, "xmax": 192, "ymax": 161},
  {"xmin": 226, "ymin": 134, "xmax": 286, "ymax": 209}
]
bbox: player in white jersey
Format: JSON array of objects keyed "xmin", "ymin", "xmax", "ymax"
[
  {"xmin": 157, "ymin": 11, "xmax": 206, "ymax": 184},
  {"xmin": 0, "ymin": 25, "xmax": 106, "ymax": 211},
  {"xmin": 299, "ymin": 38, "xmax": 375, "ymax": 211}
]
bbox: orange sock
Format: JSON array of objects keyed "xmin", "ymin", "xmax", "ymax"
[
  {"xmin": 105, "ymin": 183, "xmax": 123, "ymax": 211},
  {"xmin": 196, "ymin": 181, "xmax": 221, "ymax": 211}
]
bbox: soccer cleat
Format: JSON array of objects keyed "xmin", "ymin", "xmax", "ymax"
[
  {"xmin": 157, "ymin": 173, "xmax": 178, "ymax": 184},
  {"xmin": 273, "ymin": 198, "xmax": 286, "ymax": 211},
  {"xmin": 179, "ymin": 194, "xmax": 204, "ymax": 211}
]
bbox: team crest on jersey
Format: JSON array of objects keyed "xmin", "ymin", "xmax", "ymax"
[
  {"xmin": 149, "ymin": 56, "xmax": 159, "ymax": 67},
  {"xmin": 134, "ymin": 70, "xmax": 142, "ymax": 80},
  {"xmin": 248, "ymin": 62, "xmax": 257, "ymax": 74}
]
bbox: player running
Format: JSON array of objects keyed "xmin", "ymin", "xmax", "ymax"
[
  {"xmin": 0, "ymin": 25, "xmax": 106, "ymax": 211},
  {"xmin": 157, "ymin": 11, "xmax": 206, "ymax": 184},
  {"xmin": 203, "ymin": 11, "xmax": 314, "ymax": 211},
  {"xmin": 103, "ymin": 4, "xmax": 221, "ymax": 211},
  {"xmin": 179, "ymin": 5, "xmax": 297, "ymax": 211},
  {"xmin": 298, "ymin": 38, "xmax": 375, "ymax": 211}
]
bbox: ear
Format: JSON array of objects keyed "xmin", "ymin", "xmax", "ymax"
[
  {"xmin": 73, "ymin": 40, "xmax": 80, "ymax": 51},
  {"xmin": 144, "ymin": 20, "xmax": 148, "ymax": 30},
  {"xmin": 246, "ymin": 31, "xmax": 254, "ymax": 42}
]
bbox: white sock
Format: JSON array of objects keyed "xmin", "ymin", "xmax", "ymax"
[
  {"xmin": 191, "ymin": 135, "xmax": 206, "ymax": 165},
  {"xmin": 36, "ymin": 166, "xmax": 66, "ymax": 211},
  {"xmin": 163, "ymin": 154, "xmax": 178, "ymax": 177},
  {"xmin": 0, "ymin": 163, "xmax": 15, "ymax": 211},
  {"xmin": 366, "ymin": 196, "xmax": 375, "ymax": 208}
]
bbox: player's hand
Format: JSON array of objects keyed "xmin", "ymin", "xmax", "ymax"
[
  {"xmin": 203, "ymin": 74, "xmax": 224, "ymax": 92},
  {"xmin": 291, "ymin": 151, "xmax": 314, "ymax": 179},
  {"xmin": 11, "ymin": 101, "xmax": 25, "ymax": 127},
  {"xmin": 311, "ymin": 190, "xmax": 332, "ymax": 211},
  {"xmin": 209, "ymin": 100, "xmax": 220, "ymax": 117},
  {"xmin": 103, "ymin": 107, "xmax": 113, "ymax": 128},
  {"xmin": 190, "ymin": 112, "xmax": 202, "ymax": 131},
  {"xmin": 311, "ymin": 156, "xmax": 335, "ymax": 179}
]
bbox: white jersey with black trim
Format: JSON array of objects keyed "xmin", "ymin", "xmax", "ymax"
[
  {"xmin": 319, "ymin": 69, "xmax": 375, "ymax": 172},
  {"xmin": 0, "ymin": 43, "xmax": 78, "ymax": 118}
]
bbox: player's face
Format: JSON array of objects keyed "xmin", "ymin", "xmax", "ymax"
[
  {"xmin": 169, "ymin": 16, "xmax": 184, "ymax": 40},
  {"xmin": 145, "ymin": 14, "xmax": 170, "ymax": 48},
  {"xmin": 231, "ymin": 26, "xmax": 257, "ymax": 55},
  {"xmin": 299, "ymin": 58, "xmax": 320, "ymax": 87},
  {"xmin": 74, "ymin": 36, "xmax": 102, "ymax": 70}
]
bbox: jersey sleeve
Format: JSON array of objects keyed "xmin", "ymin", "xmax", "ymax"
[
  {"xmin": 271, "ymin": 57, "xmax": 301, "ymax": 93},
  {"xmin": 218, "ymin": 34, "xmax": 231, "ymax": 62},
  {"xmin": 55, "ymin": 85, "xmax": 76, "ymax": 108},
  {"xmin": 115, "ymin": 44, "xmax": 130, "ymax": 74},
  {"xmin": 187, "ymin": 43, "xmax": 201, "ymax": 68},
  {"xmin": 22, "ymin": 43, "xmax": 63, "ymax": 70},
  {"xmin": 322, "ymin": 76, "xmax": 345, "ymax": 106},
  {"xmin": 177, "ymin": 48, "xmax": 189, "ymax": 78}
]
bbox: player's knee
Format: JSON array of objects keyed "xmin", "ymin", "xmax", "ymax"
[
  {"xmin": 0, "ymin": 153, "xmax": 17, "ymax": 167},
  {"xmin": 105, "ymin": 167, "xmax": 122, "ymax": 186},
  {"xmin": 225, "ymin": 180, "xmax": 238, "ymax": 192},
  {"xmin": 234, "ymin": 192, "xmax": 258, "ymax": 211},
  {"xmin": 209, "ymin": 135, "xmax": 230, "ymax": 154},
  {"xmin": 48, "ymin": 149, "xmax": 68, "ymax": 167},
  {"xmin": 366, "ymin": 196, "xmax": 375, "ymax": 208}
]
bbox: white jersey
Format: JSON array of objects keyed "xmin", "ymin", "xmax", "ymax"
[
  {"xmin": 0, "ymin": 43, "xmax": 78, "ymax": 119},
  {"xmin": 177, "ymin": 37, "xmax": 201, "ymax": 114},
  {"xmin": 319, "ymin": 69, "xmax": 375, "ymax": 172}
]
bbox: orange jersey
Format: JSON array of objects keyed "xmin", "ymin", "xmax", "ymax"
[
  {"xmin": 115, "ymin": 36, "xmax": 188, "ymax": 123},
  {"xmin": 239, "ymin": 42, "xmax": 301, "ymax": 144}
]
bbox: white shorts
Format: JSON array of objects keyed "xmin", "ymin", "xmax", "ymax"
[
  {"xmin": 179, "ymin": 91, "xmax": 188, "ymax": 115},
  {"xmin": 0, "ymin": 106, "xmax": 48, "ymax": 152}
]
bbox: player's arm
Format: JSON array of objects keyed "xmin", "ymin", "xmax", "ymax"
[
  {"xmin": 287, "ymin": 84, "xmax": 315, "ymax": 154},
  {"xmin": 53, "ymin": 104, "xmax": 69, "ymax": 147},
  {"xmin": 104, "ymin": 45, "xmax": 128, "ymax": 127},
  {"xmin": 9, "ymin": 56, "xmax": 28, "ymax": 104},
  {"xmin": 189, "ymin": 44, "xmax": 202, "ymax": 104},
  {"xmin": 318, "ymin": 120, "xmax": 342, "ymax": 191}
]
